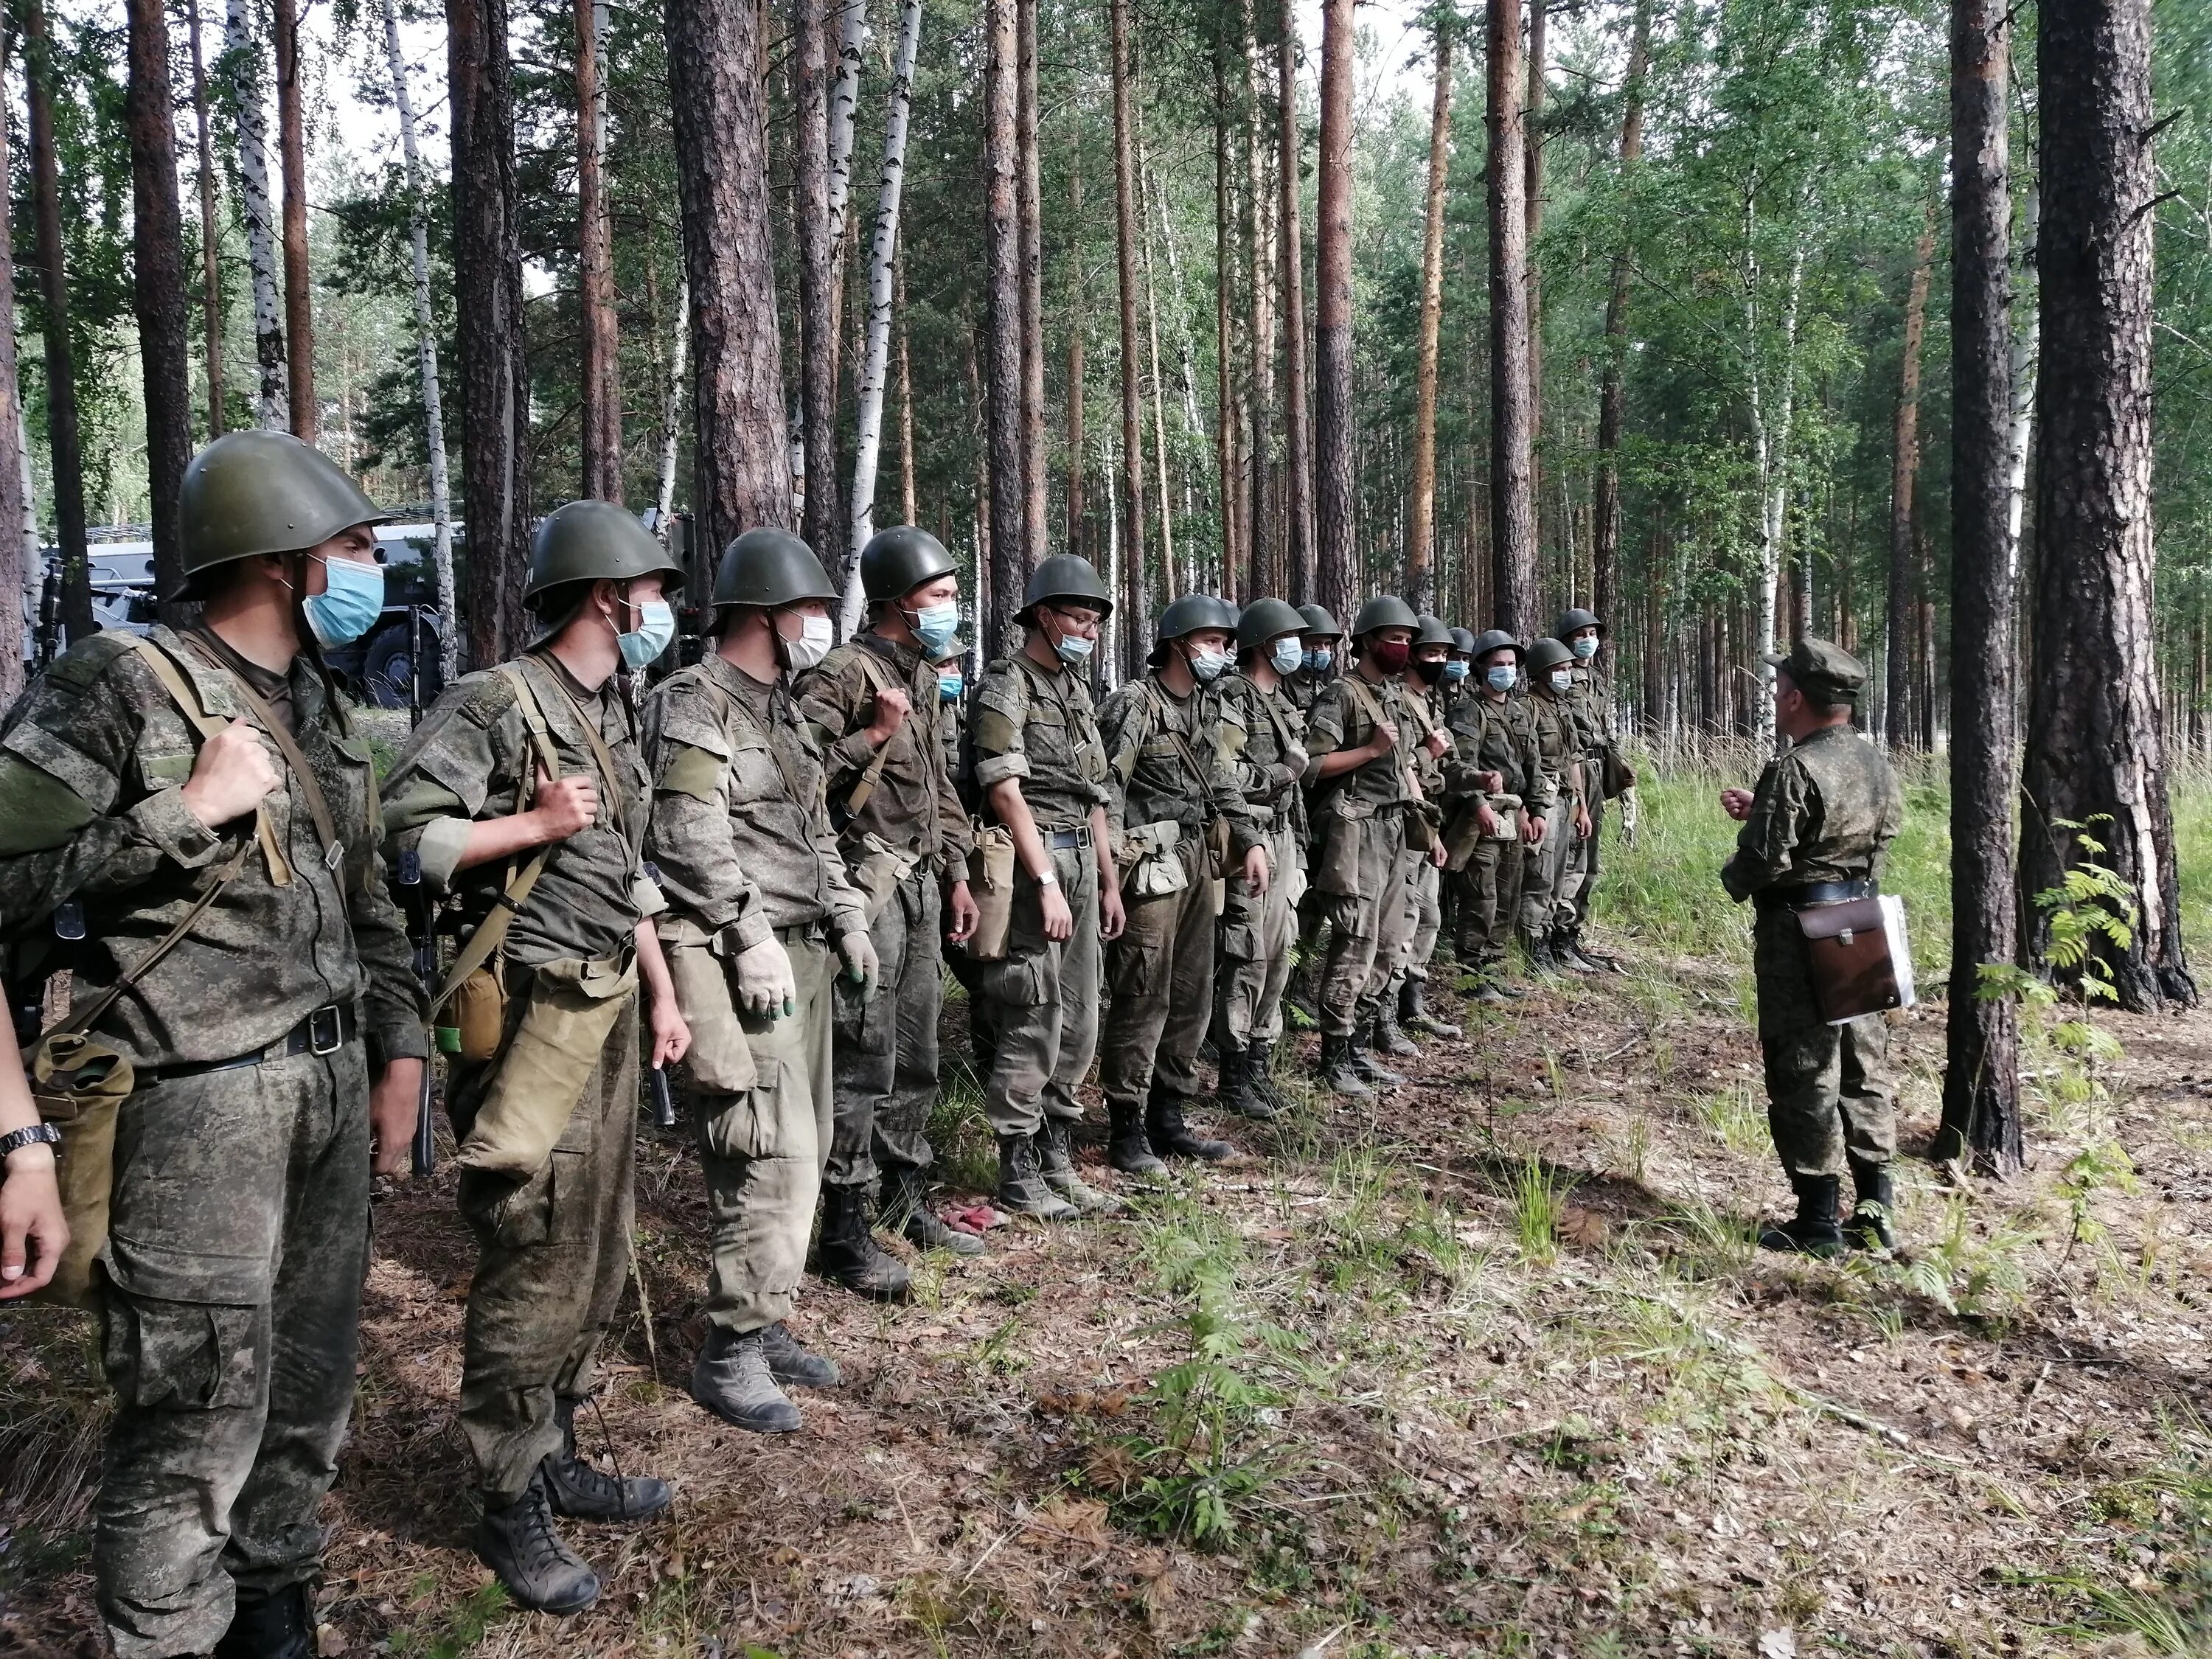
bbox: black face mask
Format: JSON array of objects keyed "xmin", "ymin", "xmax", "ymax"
[{"xmin": 1412, "ymin": 656, "xmax": 1449, "ymax": 685}]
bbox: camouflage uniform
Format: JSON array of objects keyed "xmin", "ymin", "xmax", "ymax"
[
  {"xmin": 1721, "ymin": 722, "xmax": 1904, "ymax": 1180},
  {"xmin": 1210, "ymin": 670, "xmax": 1306, "ymax": 1050},
  {"xmin": 381, "ymin": 649, "xmax": 657, "ymax": 1509},
  {"xmin": 1444, "ymin": 688, "xmax": 1550, "ymax": 973},
  {"xmin": 644, "ymin": 654, "xmax": 866, "ymax": 1332},
  {"xmin": 1558, "ymin": 665, "xmax": 1620, "ymax": 929},
  {"xmin": 1517, "ymin": 686, "xmax": 1585, "ymax": 942},
  {"xmin": 1303, "ymin": 672, "xmax": 1420, "ymax": 1037},
  {"xmin": 1096, "ymin": 675, "xmax": 1261, "ymax": 1119},
  {"xmin": 1397, "ymin": 683, "xmax": 1448, "ymax": 995},
  {"xmin": 0, "ymin": 626, "xmax": 424, "ymax": 1658},
  {"xmin": 793, "ymin": 636, "xmax": 971, "ymax": 1200},
  {"xmin": 967, "ymin": 652, "xmax": 1116, "ymax": 1138}
]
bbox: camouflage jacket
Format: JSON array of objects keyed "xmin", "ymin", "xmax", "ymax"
[
  {"xmin": 643, "ymin": 653, "xmax": 866, "ymax": 942},
  {"xmin": 1098, "ymin": 674, "xmax": 1262, "ymax": 856},
  {"xmin": 1444, "ymin": 690, "xmax": 1551, "ymax": 811},
  {"xmin": 969, "ymin": 650, "xmax": 1116, "ymax": 833},
  {"xmin": 1522, "ymin": 688, "xmax": 1584, "ymax": 804},
  {"xmin": 1400, "ymin": 681, "xmax": 1448, "ymax": 800},
  {"xmin": 1304, "ymin": 669, "xmax": 1414, "ymax": 813},
  {"xmin": 1283, "ymin": 669, "xmax": 1332, "ymax": 718},
  {"xmin": 793, "ymin": 632, "xmax": 973, "ymax": 869},
  {"xmin": 1721, "ymin": 723, "xmax": 1903, "ymax": 902},
  {"xmin": 1563, "ymin": 666, "xmax": 1619, "ymax": 768},
  {"xmin": 1210, "ymin": 669, "xmax": 1307, "ymax": 843},
  {"xmin": 0, "ymin": 625, "xmax": 424, "ymax": 1070},
  {"xmin": 380, "ymin": 649, "xmax": 658, "ymax": 968}
]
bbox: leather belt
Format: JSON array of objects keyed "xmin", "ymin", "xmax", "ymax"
[
  {"xmin": 1045, "ymin": 826, "xmax": 1093, "ymax": 850},
  {"xmin": 1753, "ymin": 878, "xmax": 1875, "ymax": 914},
  {"xmin": 142, "ymin": 1003, "xmax": 359, "ymax": 1086}
]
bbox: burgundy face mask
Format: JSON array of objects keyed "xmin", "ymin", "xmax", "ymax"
[{"xmin": 1368, "ymin": 639, "xmax": 1411, "ymax": 675}]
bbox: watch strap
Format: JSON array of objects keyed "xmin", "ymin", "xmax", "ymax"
[{"xmin": 0, "ymin": 1123, "xmax": 62, "ymax": 1158}]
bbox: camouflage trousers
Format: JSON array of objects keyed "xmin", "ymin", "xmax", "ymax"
[
  {"xmin": 1519, "ymin": 796, "xmax": 1573, "ymax": 937},
  {"xmin": 1216, "ymin": 821, "xmax": 1300, "ymax": 1048},
  {"xmin": 826, "ymin": 867, "xmax": 943, "ymax": 1191},
  {"xmin": 1316, "ymin": 812, "xmax": 1419, "ymax": 1037},
  {"xmin": 1561, "ymin": 795, "xmax": 1604, "ymax": 928},
  {"xmin": 1452, "ymin": 825, "xmax": 1527, "ymax": 970},
  {"xmin": 455, "ymin": 983, "xmax": 639, "ymax": 1506},
  {"xmin": 1402, "ymin": 860, "xmax": 1443, "ymax": 984},
  {"xmin": 699, "ymin": 933, "xmax": 837, "ymax": 1335},
  {"xmin": 1102, "ymin": 844, "xmax": 1216, "ymax": 1109},
  {"xmin": 95, "ymin": 1046, "xmax": 371, "ymax": 1659},
  {"xmin": 1754, "ymin": 911, "xmax": 1897, "ymax": 1180},
  {"xmin": 980, "ymin": 841, "xmax": 1101, "ymax": 1138}
]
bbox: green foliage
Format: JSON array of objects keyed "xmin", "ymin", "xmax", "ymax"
[{"xmin": 388, "ymin": 1580, "xmax": 508, "ymax": 1658}]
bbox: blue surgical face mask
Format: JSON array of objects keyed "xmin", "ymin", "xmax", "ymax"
[
  {"xmin": 1054, "ymin": 631, "xmax": 1095, "ymax": 667},
  {"xmin": 906, "ymin": 600, "xmax": 961, "ymax": 656},
  {"xmin": 1186, "ymin": 643, "xmax": 1230, "ymax": 684},
  {"xmin": 303, "ymin": 554, "xmax": 386, "ymax": 649},
  {"xmin": 619, "ymin": 598, "xmax": 677, "ymax": 670},
  {"xmin": 1549, "ymin": 668, "xmax": 1574, "ymax": 694},
  {"xmin": 1486, "ymin": 664, "xmax": 1518, "ymax": 693},
  {"xmin": 1442, "ymin": 659, "xmax": 1470, "ymax": 684},
  {"xmin": 1573, "ymin": 634, "xmax": 1599, "ymax": 661},
  {"xmin": 939, "ymin": 671, "xmax": 964, "ymax": 703},
  {"xmin": 1270, "ymin": 638, "xmax": 1304, "ymax": 676},
  {"xmin": 1303, "ymin": 647, "xmax": 1332, "ymax": 674}
]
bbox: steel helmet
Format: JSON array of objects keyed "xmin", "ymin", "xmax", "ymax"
[
  {"xmin": 1448, "ymin": 627, "xmax": 1478, "ymax": 657},
  {"xmin": 1017, "ymin": 554, "xmax": 1114, "ymax": 622},
  {"xmin": 712, "ymin": 527, "xmax": 838, "ymax": 611},
  {"xmin": 1470, "ymin": 627, "xmax": 1521, "ymax": 663},
  {"xmin": 524, "ymin": 500, "xmax": 686, "ymax": 610},
  {"xmin": 1414, "ymin": 612, "xmax": 1455, "ymax": 649},
  {"xmin": 1554, "ymin": 607, "xmax": 1604, "ymax": 640},
  {"xmin": 1296, "ymin": 603, "xmax": 1343, "ymax": 639},
  {"xmin": 859, "ymin": 525, "xmax": 959, "ymax": 603},
  {"xmin": 1351, "ymin": 596, "xmax": 1419, "ymax": 637},
  {"xmin": 1236, "ymin": 597, "xmax": 1307, "ymax": 655},
  {"xmin": 175, "ymin": 429, "xmax": 389, "ymax": 600},
  {"xmin": 1527, "ymin": 636, "xmax": 1575, "ymax": 674},
  {"xmin": 1149, "ymin": 594, "xmax": 1238, "ymax": 666}
]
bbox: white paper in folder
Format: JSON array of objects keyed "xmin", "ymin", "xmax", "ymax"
[{"xmin": 1880, "ymin": 894, "xmax": 1917, "ymax": 1010}]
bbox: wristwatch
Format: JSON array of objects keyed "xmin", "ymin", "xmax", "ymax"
[
  {"xmin": 0, "ymin": 1123, "xmax": 60, "ymax": 1162},
  {"xmin": 1034, "ymin": 867, "xmax": 1059, "ymax": 888}
]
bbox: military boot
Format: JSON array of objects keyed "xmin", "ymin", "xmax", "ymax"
[
  {"xmin": 1353, "ymin": 1016, "xmax": 1406, "ymax": 1085},
  {"xmin": 1523, "ymin": 927, "xmax": 1560, "ymax": 975},
  {"xmin": 214, "ymin": 1582, "xmax": 313, "ymax": 1659},
  {"xmin": 1371, "ymin": 998, "xmax": 1422, "ymax": 1058},
  {"xmin": 881, "ymin": 1164, "xmax": 984, "ymax": 1256},
  {"xmin": 813, "ymin": 1183, "xmax": 912, "ymax": 1301},
  {"xmin": 543, "ymin": 1395, "xmax": 673, "ymax": 1523},
  {"xmin": 761, "ymin": 1321, "xmax": 842, "ymax": 1388},
  {"xmin": 1845, "ymin": 1159, "xmax": 1897, "ymax": 1255},
  {"xmin": 1040, "ymin": 1116, "xmax": 1125, "ymax": 1213},
  {"xmin": 997, "ymin": 1132, "xmax": 1082, "ymax": 1219},
  {"xmin": 1469, "ymin": 973, "xmax": 1511, "ymax": 1006},
  {"xmin": 1217, "ymin": 1042, "xmax": 1276, "ymax": 1121},
  {"xmin": 1147, "ymin": 1090, "xmax": 1233, "ymax": 1161},
  {"xmin": 1107, "ymin": 1102, "xmax": 1169, "ymax": 1178},
  {"xmin": 1399, "ymin": 978, "xmax": 1461, "ymax": 1040},
  {"xmin": 1758, "ymin": 1175, "xmax": 1846, "ymax": 1259},
  {"xmin": 1317, "ymin": 1032, "xmax": 1373, "ymax": 1097},
  {"xmin": 1555, "ymin": 926, "xmax": 1601, "ymax": 975},
  {"xmin": 691, "ymin": 1325, "xmax": 802, "ymax": 1433},
  {"xmin": 1250, "ymin": 1040, "xmax": 1298, "ymax": 1113},
  {"xmin": 474, "ymin": 1470, "xmax": 602, "ymax": 1613}
]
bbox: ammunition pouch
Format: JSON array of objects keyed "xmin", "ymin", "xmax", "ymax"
[{"xmin": 455, "ymin": 954, "xmax": 639, "ymax": 1178}]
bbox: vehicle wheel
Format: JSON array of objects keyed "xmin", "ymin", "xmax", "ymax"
[{"xmin": 364, "ymin": 625, "xmax": 442, "ymax": 709}]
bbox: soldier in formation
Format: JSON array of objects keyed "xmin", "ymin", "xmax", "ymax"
[
  {"xmin": 1515, "ymin": 636, "xmax": 1591, "ymax": 975},
  {"xmin": 1554, "ymin": 608, "xmax": 1630, "ymax": 971},
  {"xmin": 1390, "ymin": 615, "xmax": 1461, "ymax": 1048},
  {"xmin": 1443, "ymin": 630, "xmax": 1548, "ymax": 1003}
]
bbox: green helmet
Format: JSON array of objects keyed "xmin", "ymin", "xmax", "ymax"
[
  {"xmin": 524, "ymin": 500, "xmax": 685, "ymax": 610},
  {"xmin": 1470, "ymin": 627, "xmax": 1520, "ymax": 662},
  {"xmin": 175, "ymin": 429, "xmax": 389, "ymax": 599},
  {"xmin": 1296, "ymin": 603, "xmax": 1342, "ymax": 639},
  {"xmin": 1352, "ymin": 596, "xmax": 1419, "ymax": 637},
  {"xmin": 712, "ymin": 527, "xmax": 838, "ymax": 610},
  {"xmin": 1017, "ymin": 554, "xmax": 1113, "ymax": 622},
  {"xmin": 1154, "ymin": 594, "xmax": 1237, "ymax": 642},
  {"xmin": 1554, "ymin": 607, "xmax": 1604, "ymax": 639},
  {"xmin": 1527, "ymin": 636, "xmax": 1574, "ymax": 674},
  {"xmin": 1237, "ymin": 597, "xmax": 1306, "ymax": 654},
  {"xmin": 859, "ymin": 525, "xmax": 958, "ymax": 603},
  {"xmin": 1414, "ymin": 612, "xmax": 1454, "ymax": 649},
  {"xmin": 1448, "ymin": 627, "xmax": 1478, "ymax": 657}
]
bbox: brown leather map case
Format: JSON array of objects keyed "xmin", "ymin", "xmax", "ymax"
[{"xmin": 1795, "ymin": 896, "xmax": 1903, "ymax": 1023}]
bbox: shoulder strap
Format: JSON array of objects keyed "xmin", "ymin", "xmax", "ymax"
[
  {"xmin": 1254, "ymin": 682, "xmax": 1298, "ymax": 757},
  {"xmin": 524, "ymin": 656, "xmax": 629, "ymax": 842},
  {"xmin": 125, "ymin": 638, "xmax": 294, "ymax": 887},
  {"xmin": 56, "ymin": 838, "xmax": 257, "ymax": 1037},
  {"xmin": 179, "ymin": 638, "xmax": 346, "ymax": 880},
  {"xmin": 705, "ymin": 668, "xmax": 820, "ymax": 818},
  {"xmin": 840, "ymin": 642, "xmax": 901, "ymax": 818}
]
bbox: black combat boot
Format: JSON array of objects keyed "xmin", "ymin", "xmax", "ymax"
[
  {"xmin": 543, "ymin": 1395, "xmax": 672, "ymax": 1523},
  {"xmin": 691, "ymin": 1324, "xmax": 801, "ymax": 1433},
  {"xmin": 1107, "ymin": 1102, "xmax": 1169, "ymax": 1178},
  {"xmin": 1399, "ymin": 978, "xmax": 1462, "ymax": 1039},
  {"xmin": 997, "ymin": 1131, "xmax": 1082, "ymax": 1218},
  {"xmin": 1845, "ymin": 1159, "xmax": 1897, "ymax": 1254},
  {"xmin": 1148, "ymin": 1090, "xmax": 1233, "ymax": 1161},
  {"xmin": 1371, "ymin": 997, "xmax": 1421, "ymax": 1058},
  {"xmin": 881, "ymin": 1164, "xmax": 984, "ymax": 1256},
  {"xmin": 1523, "ymin": 927, "xmax": 1560, "ymax": 975},
  {"xmin": 1758, "ymin": 1175, "xmax": 1847, "ymax": 1259},
  {"xmin": 1318, "ymin": 1032, "xmax": 1373, "ymax": 1097},
  {"xmin": 1040, "ymin": 1116, "xmax": 1125, "ymax": 1213},
  {"xmin": 474, "ymin": 1469, "xmax": 602, "ymax": 1613},
  {"xmin": 1353, "ymin": 1016, "xmax": 1406, "ymax": 1085},
  {"xmin": 1217, "ymin": 1042, "xmax": 1276, "ymax": 1121},
  {"xmin": 1469, "ymin": 972, "xmax": 1511, "ymax": 1006},
  {"xmin": 760, "ymin": 1321, "xmax": 842, "ymax": 1388},
  {"xmin": 1250, "ymin": 1040, "xmax": 1297, "ymax": 1113},
  {"xmin": 215, "ymin": 1582, "xmax": 313, "ymax": 1659},
  {"xmin": 813, "ymin": 1183, "xmax": 912, "ymax": 1301},
  {"xmin": 1555, "ymin": 926, "xmax": 1601, "ymax": 975}
]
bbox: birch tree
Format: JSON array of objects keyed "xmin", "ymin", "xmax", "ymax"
[{"xmin": 226, "ymin": 0, "xmax": 288, "ymax": 429}]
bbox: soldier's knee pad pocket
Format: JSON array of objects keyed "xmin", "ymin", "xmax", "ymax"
[
  {"xmin": 700, "ymin": 1079, "xmax": 812, "ymax": 1162},
  {"xmin": 978, "ymin": 953, "xmax": 1051, "ymax": 1009},
  {"xmin": 1219, "ymin": 922, "xmax": 1259, "ymax": 963},
  {"xmin": 105, "ymin": 1295, "xmax": 262, "ymax": 1413}
]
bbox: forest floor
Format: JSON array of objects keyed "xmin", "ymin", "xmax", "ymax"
[{"xmin": 4, "ymin": 768, "xmax": 2211, "ymax": 1659}]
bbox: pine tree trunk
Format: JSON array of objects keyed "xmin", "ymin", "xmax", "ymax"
[
  {"xmin": 667, "ymin": 0, "xmax": 793, "ymax": 558},
  {"xmin": 1110, "ymin": 0, "xmax": 1149, "ymax": 672},
  {"xmin": 1405, "ymin": 25, "xmax": 1453, "ymax": 614},
  {"xmin": 1524, "ymin": 0, "xmax": 1545, "ymax": 581},
  {"xmin": 187, "ymin": 0, "xmax": 224, "ymax": 438},
  {"xmin": 1314, "ymin": 0, "xmax": 1357, "ymax": 622},
  {"xmin": 1213, "ymin": 35, "xmax": 1242, "ymax": 596},
  {"xmin": 1885, "ymin": 200, "xmax": 1936, "ymax": 746},
  {"xmin": 838, "ymin": 0, "xmax": 922, "ymax": 636},
  {"xmin": 226, "ymin": 0, "xmax": 287, "ymax": 429},
  {"xmin": 1937, "ymin": 0, "xmax": 2023, "ymax": 1174},
  {"xmin": 1278, "ymin": 0, "xmax": 1313, "ymax": 604},
  {"xmin": 982, "ymin": 0, "xmax": 1024, "ymax": 656},
  {"xmin": 1241, "ymin": 0, "xmax": 1275, "ymax": 600},
  {"xmin": 2022, "ymin": 0, "xmax": 2197, "ymax": 1009},
  {"xmin": 384, "ymin": 0, "xmax": 458, "ymax": 678},
  {"xmin": 794, "ymin": 0, "xmax": 838, "ymax": 560},
  {"xmin": 0, "ymin": 94, "xmax": 27, "ymax": 706},
  {"xmin": 1486, "ymin": 0, "xmax": 1536, "ymax": 634},
  {"xmin": 128, "ymin": 0, "xmax": 194, "ymax": 617},
  {"xmin": 576, "ymin": 0, "xmax": 622, "ymax": 499},
  {"xmin": 272, "ymin": 0, "xmax": 315, "ymax": 441},
  {"xmin": 1018, "ymin": 0, "xmax": 1047, "ymax": 573},
  {"xmin": 1138, "ymin": 146, "xmax": 1177, "ymax": 597},
  {"xmin": 450, "ymin": 0, "xmax": 534, "ymax": 664},
  {"xmin": 1066, "ymin": 164, "xmax": 1087, "ymax": 558},
  {"xmin": 1591, "ymin": 0, "xmax": 1649, "ymax": 647},
  {"xmin": 23, "ymin": 0, "xmax": 92, "ymax": 641}
]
